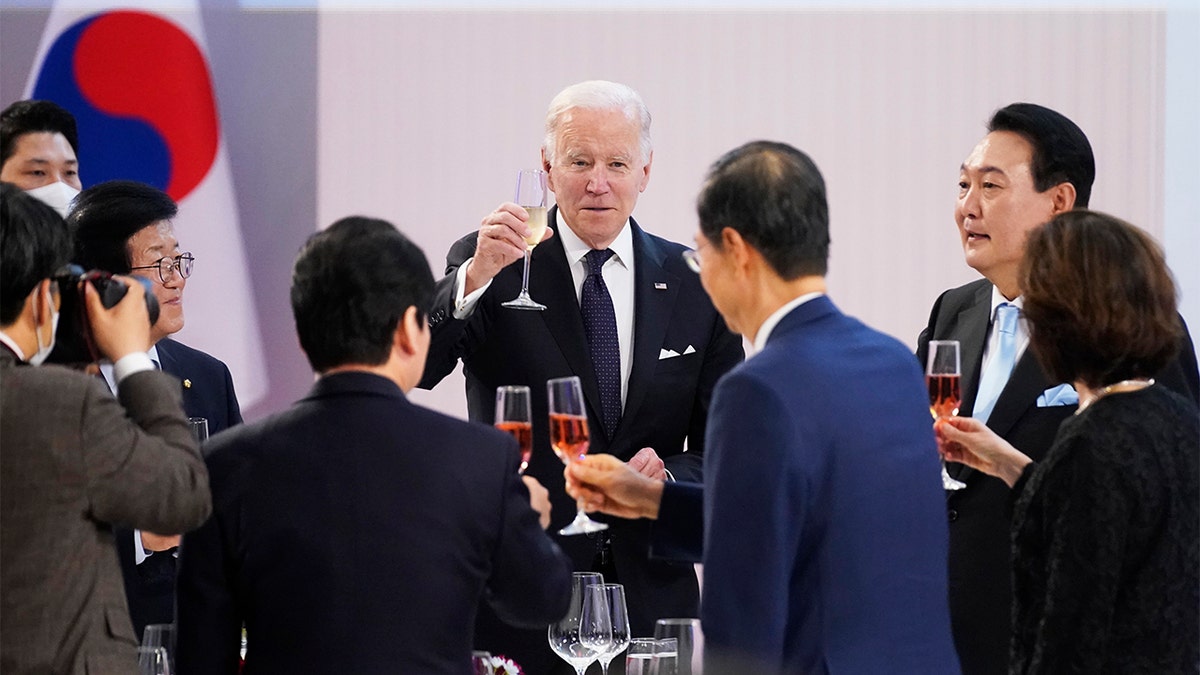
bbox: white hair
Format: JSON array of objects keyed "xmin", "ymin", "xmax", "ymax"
[{"xmin": 542, "ymin": 80, "xmax": 652, "ymax": 165}]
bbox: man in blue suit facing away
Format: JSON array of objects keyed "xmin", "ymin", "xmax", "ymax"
[{"xmin": 568, "ymin": 140, "xmax": 960, "ymax": 674}]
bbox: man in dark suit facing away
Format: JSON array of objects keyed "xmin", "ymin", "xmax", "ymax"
[
  {"xmin": 419, "ymin": 79, "xmax": 744, "ymax": 673},
  {"xmin": 70, "ymin": 180, "xmax": 243, "ymax": 641},
  {"xmin": 177, "ymin": 217, "xmax": 571, "ymax": 674},
  {"xmin": 916, "ymin": 103, "xmax": 1200, "ymax": 675}
]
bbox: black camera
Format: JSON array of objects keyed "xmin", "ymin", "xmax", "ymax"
[{"xmin": 47, "ymin": 265, "xmax": 160, "ymax": 366}]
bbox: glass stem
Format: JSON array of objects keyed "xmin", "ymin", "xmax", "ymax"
[{"xmin": 519, "ymin": 248, "xmax": 533, "ymax": 295}]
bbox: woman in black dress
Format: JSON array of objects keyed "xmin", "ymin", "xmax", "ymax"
[{"xmin": 937, "ymin": 210, "xmax": 1199, "ymax": 674}]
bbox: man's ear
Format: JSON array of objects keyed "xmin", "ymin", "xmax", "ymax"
[
  {"xmin": 29, "ymin": 278, "xmax": 53, "ymax": 325},
  {"xmin": 720, "ymin": 227, "xmax": 753, "ymax": 271},
  {"xmin": 393, "ymin": 306, "xmax": 423, "ymax": 357},
  {"xmin": 1049, "ymin": 182, "xmax": 1077, "ymax": 214}
]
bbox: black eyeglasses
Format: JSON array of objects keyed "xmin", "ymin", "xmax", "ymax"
[{"xmin": 129, "ymin": 253, "xmax": 194, "ymax": 284}]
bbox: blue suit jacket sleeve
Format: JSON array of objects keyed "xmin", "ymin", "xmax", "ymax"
[{"xmin": 650, "ymin": 481, "xmax": 704, "ymax": 563}]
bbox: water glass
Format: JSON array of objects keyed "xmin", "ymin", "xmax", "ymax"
[
  {"xmin": 654, "ymin": 618, "xmax": 702, "ymax": 675},
  {"xmin": 625, "ymin": 638, "xmax": 657, "ymax": 675}
]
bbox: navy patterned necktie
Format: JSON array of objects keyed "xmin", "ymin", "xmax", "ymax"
[{"xmin": 581, "ymin": 249, "xmax": 621, "ymax": 438}]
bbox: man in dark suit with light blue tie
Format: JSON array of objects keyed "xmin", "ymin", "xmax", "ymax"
[
  {"xmin": 916, "ymin": 103, "xmax": 1199, "ymax": 674},
  {"xmin": 176, "ymin": 217, "xmax": 570, "ymax": 673},
  {"xmin": 420, "ymin": 80, "xmax": 744, "ymax": 673},
  {"xmin": 568, "ymin": 140, "xmax": 960, "ymax": 674},
  {"xmin": 70, "ymin": 180, "xmax": 243, "ymax": 641}
]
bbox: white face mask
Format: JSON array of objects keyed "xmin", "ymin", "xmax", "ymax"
[
  {"xmin": 30, "ymin": 285, "xmax": 59, "ymax": 366},
  {"xmin": 25, "ymin": 181, "xmax": 81, "ymax": 219}
]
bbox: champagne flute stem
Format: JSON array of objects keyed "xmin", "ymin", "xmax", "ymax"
[{"xmin": 519, "ymin": 248, "xmax": 533, "ymax": 295}]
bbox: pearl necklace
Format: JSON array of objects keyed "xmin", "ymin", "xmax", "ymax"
[{"xmin": 1075, "ymin": 378, "xmax": 1155, "ymax": 414}]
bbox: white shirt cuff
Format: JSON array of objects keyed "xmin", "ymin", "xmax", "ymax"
[
  {"xmin": 112, "ymin": 352, "xmax": 156, "ymax": 386},
  {"xmin": 453, "ymin": 257, "xmax": 492, "ymax": 320}
]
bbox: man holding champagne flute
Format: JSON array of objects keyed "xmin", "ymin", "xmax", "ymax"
[{"xmin": 420, "ymin": 80, "xmax": 743, "ymax": 673}]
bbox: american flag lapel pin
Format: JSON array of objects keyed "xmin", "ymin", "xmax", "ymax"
[{"xmin": 654, "ymin": 282, "xmax": 667, "ymax": 290}]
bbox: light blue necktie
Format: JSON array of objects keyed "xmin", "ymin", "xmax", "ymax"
[{"xmin": 973, "ymin": 303, "xmax": 1019, "ymax": 424}]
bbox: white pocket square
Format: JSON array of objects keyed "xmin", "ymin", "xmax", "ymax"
[
  {"xmin": 659, "ymin": 349, "xmax": 680, "ymax": 360},
  {"xmin": 1036, "ymin": 384, "xmax": 1079, "ymax": 407},
  {"xmin": 683, "ymin": 345, "xmax": 696, "ymax": 355}
]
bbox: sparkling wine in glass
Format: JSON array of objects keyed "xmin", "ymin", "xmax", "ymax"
[
  {"xmin": 927, "ymin": 339, "xmax": 967, "ymax": 490},
  {"xmin": 495, "ymin": 385, "xmax": 533, "ymax": 474},
  {"xmin": 596, "ymin": 583, "xmax": 631, "ymax": 674},
  {"xmin": 502, "ymin": 169, "xmax": 549, "ymax": 311},
  {"xmin": 549, "ymin": 572, "xmax": 606, "ymax": 675},
  {"xmin": 547, "ymin": 376, "xmax": 608, "ymax": 535}
]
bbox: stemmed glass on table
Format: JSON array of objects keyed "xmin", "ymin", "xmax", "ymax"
[
  {"xmin": 594, "ymin": 583, "xmax": 631, "ymax": 674},
  {"xmin": 548, "ymin": 376, "xmax": 608, "ymax": 535},
  {"xmin": 549, "ymin": 572, "xmax": 612, "ymax": 675},
  {"xmin": 495, "ymin": 386, "xmax": 533, "ymax": 474},
  {"xmin": 927, "ymin": 340, "xmax": 967, "ymax": 490},
  {"xmin": 501, "ymin": 169, "xmax": 550, "ymax": 310}
]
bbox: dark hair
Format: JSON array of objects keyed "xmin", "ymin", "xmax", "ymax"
[
  {"xmin": 988, "ymin": 103, "xmax": 1095, "ymax": 208},
  {"xmin": 0, "ymin": 100, "xmax": 80, "ymax": 166},
  {"xmin": 1021, "ymin": 210, "xmax": 1180, "ymax": 389},
  {"xmin": 70, "ymin": 180, "xmax": 178, "ymax": 273},
  {"xmin": 290, "ymin": 216, "xmax": 434, "ymax": 372},
  {"xmin": 0, "ymin": 182, "xmax": 73, "ymax": 325},
  {"xmin": 696, "ymin": 140, "xmax": 829, "ymax": 279}
]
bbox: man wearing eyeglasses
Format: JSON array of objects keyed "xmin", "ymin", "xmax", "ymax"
[{"xmin": 70, "ymin": 179, "xmax": 243, "ymax": 642}]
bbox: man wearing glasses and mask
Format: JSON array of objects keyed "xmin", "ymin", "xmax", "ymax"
[{"xmin": 70, "ymin": 179, "xmax": 243, "ymax": 642}]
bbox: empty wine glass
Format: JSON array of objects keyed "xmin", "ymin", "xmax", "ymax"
[
  {"xmin": 141, "ymin": 623, "xmax": 176, "ymax": 673},
  {"xmin": 547, "ymin": 376, "xmax": 608, "ymax": 535},
  {"xmin": 495, "ymin": 385, "xmax": 533, "ymax": 474},
  {"xmin": 927, "ymin": 340, "xmax": 966, "ymax": 490},
  {"xmin": 596, "ymin": 583, "xmax": 631, "ymax": 674},
  {"xmin": 137, "ymin": 646, "xmax": 171, "ymax": 675},
  {"xmin": 549, "ymin": 572, "xmax": 606, "ymax": 675},
  {"xmin": 502, "ymin": 169, "xmax": 549, "ymax": 310}
]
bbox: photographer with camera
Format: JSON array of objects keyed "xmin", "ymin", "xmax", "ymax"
[{"xmin": 0, "ymin": 182, "xmax": 212, "ymax": 673}]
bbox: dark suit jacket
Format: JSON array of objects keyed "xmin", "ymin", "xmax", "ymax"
[
  {"xmin": 419, "ymin": 208, "xmax": 743, "ymax": 666},
  {"xmin": 116, "ymin": 337, "xmax": 243, "ymax": 640},
  {"xmin": 916, "ymin": 278, "xmax": 1200, "ymax": 675},
  {"xmin": 176, "ymin": 372, "xmax": 571, "ymax": 675},
  {"xmin": 0, "ymin": 347, "xmax": 210, "ymax": 675},
  {"xmin": 699, "ymin": 298, "xmax": 959, "ymax": 674}
]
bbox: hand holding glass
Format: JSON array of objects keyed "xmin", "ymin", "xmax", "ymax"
[
  {"xmin": 927, "ymin": 340, "xmax": 967, "ymax": 490},
  {"xmin": 548, "ymin": 376, "xmax": 608, "ymax": 535},
  {"xmin": 495, "ymin": 386, "xmax": 532, "ymax": 474},
  {"xmin": 501, "ymin": 169, "xmax": 549, "ymax": 310}
]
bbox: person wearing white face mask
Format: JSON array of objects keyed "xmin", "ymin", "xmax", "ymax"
[
  {"xmin": 0, "ymin": 182, "xmax": 212, "ymax": 675},
  {"xmin": 0, "ymin": 99, "xmax": 82, "ymax": 217}
]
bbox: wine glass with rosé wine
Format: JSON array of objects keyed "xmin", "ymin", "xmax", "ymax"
[
  {"xmin": 495, "ymin": 386, "xmax": 533, "ymax": 474},
  {"xmin": 547, "ymin": 376, "xmax": 608, "ymax": 535},
  {"xmin": 926, "ymin": 339, "xmax": 966, "ymax": 490}
]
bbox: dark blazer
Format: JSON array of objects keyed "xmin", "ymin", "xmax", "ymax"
[
  {"xmin": 916, "ymin": 278, "xmax": 1200, "ymax": 675},
  {"xmin": 176, "ymin": 372, "xmax": 571, "ymax": 675},
  {"xmin": 0, "ymin": 348, "xmax": 210, "ymax": 675},
  {"xmin": 116, "ymin": 337, "xmax": 243, "ymax": 640},
  {"xmin": 700, "ymin": 298, "xmax": 959, "ymax": 674}
]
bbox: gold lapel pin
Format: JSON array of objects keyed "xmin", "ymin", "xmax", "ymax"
[{"xmin": 183, "ymin": 379, "xmax": 192, "ymax": 389}]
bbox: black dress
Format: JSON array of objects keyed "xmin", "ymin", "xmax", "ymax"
[{"xmin": 1009, "ymin": 385, "xmax": 1199, "ymax": 674}]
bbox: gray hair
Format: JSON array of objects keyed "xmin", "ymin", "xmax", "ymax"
[{"xmin": 542, "ymin": 80, "xmax": 652, "ymax": 165}]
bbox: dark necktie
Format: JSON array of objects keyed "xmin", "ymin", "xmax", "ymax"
[{"xmin": 581, "ymin": 249, "xmax": 621, "ymax": 438}]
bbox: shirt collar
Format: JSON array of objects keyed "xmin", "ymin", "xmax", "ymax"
[
  {"xmin": 750, "ymin": 291, "xmax": 825, "ymax": 356},
  {"xmin": 0, "ymin": 331, "xmax": 26, "ymax": 361},
  {"xmin": 556, "ymin": 213, "xmax": 634, "ymax": 270},
  {"xmin": 989, "ymin": 285, "xmax": 1024, "ymax": 315},
  {"xmin": 99, "ymin": 343, "xmax": 162, "ymax": 392}
]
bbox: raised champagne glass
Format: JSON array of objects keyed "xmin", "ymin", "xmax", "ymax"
[
  {"xmin": 927, "ymin": 339, "xmax": 967, "ymax": 490},
  {"xmin": 501, "ymin": 169, "xmax": 549, "ymax": 310},
  {"xmin": 495, "ymin": 385, "xmax": 533, "ymax": 474},
  {"xmin": 547, "ymin": 376, "xmax": 608, "ymax": 535}
]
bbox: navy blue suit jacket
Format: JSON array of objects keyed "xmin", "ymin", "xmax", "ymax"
[
  {"xmin": 116, "ymin": 338, "xmax": 242, "ymax": 640},
  {"xmin": 419, "ymin": 209, "xmax": 743, "ymax": 670},
  {"xmin": 696, "ymin": 297, "xmax": 959, "ymax": 674},
  {"xmin": 175, "ymin": 372, "xmax": 571, "ymax": 674}
]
